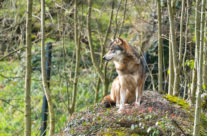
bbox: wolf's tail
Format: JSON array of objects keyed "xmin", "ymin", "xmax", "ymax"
[{"xmin": 102, "ymin": 95, "xmax": 116, "ymax": 108}]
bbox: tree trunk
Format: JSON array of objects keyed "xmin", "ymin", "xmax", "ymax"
[
  {"xmin": 202, "ymin": 8, "xmax": 207, "ymax": 88},
  {"xmin": 102, "ymin": 1, "xmax": 114, "ymax": 96},
  {"xmin": 183, "ymin": 0, "xmax": 189, "ymax": 99},
  {"xmin": 193, "ymin": 0, "xmax": 205, "ymax": 135},
  {"xmin": 94, "ymin": 78, "xmax": 101, "ymax": 103},
  {"xmin": 179, "ymin": 0, "xmax": 185, "ymax": 64},
  {"xmin": 118, "ymin": 0, "xmax": 127, "ymax": 37},
  {"xmin": 157, "ymin": 0, "xmax": 163, "ymax": 93},
  {"xmin": 87, "ymin": 0, "xmax": 114, "ymax": 97},
  {"xmin": 167, "ymin": 0, "xmax": 180, "ymax": 96},
  {"xmin": 69, "ymin": 0, "xmax": 80, "ymax": 115},
  {"xmin": 24, "ymin": 0, "xmax": 33, "ymax": 135},
  {"xmin": 168, "ymin": 33, "xmax": 174, "ymax": 95},
  {"xmin": 41, "ymin": 0, "xmax": 55, "ymax": 135},
  {"xmin": 87, "ymin": 0, "xmax": 105, "ymax": 84},
  {"xmin": 191, "ymin": 0, "xmax": 201, "ymax": 105}
]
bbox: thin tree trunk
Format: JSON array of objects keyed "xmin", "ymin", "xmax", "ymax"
[
  {"xmin": 24, "ymin": 0, "xmax": 33, "ymax": 135},
  {"xmin": 94, "ymin": 78, "xmax": 101, "ymax": 103},
  {"xmin": 87, "ymin": 0, "xmax": 114, "ymax": 97},
  {"xmin": 103, "ymin": 62, "xmax": 109, "ymax": 96},
  {"xmin": 87, "ymin": 0, "xmax": 105, "ymax": 84},
  {"xmin": 168, "ymin": 0, "xmax": 175, "ymax": 94},
  {"xmin": 203, "ymin": 11, "xmax": 207, "ymax": 88},
  {"xmin": 179, "ymin": 0, "xmax": 185, "ymax": 64},
  {"xmin": 193, "ymin": 0, "xmax": 205, "ymax": 135},
  {"xmin": 69, "ymin": 0, "xmax": 80, "ymax": 115},
  {"xmin": 100, "ymin": 0, "xmax": 114, "ymax": 96},
  {"xmin": 157, "ymin": 0, "xmax": 163, "ymax": 93},
  {"xmin": 183, "ymin": 0, "xmax": 189, "ymax": 99},
  {"xmin": 114, "ymin": 0, "xmax": 123, "ymax": 38},
  {"xmin": 167, "ymin": 0, "xmax": 180, "ymax": 96},
  {"xmin": 41, "ymin": 0, "xmax": 55, "ymax": 135},
  {"xmin": 191, "ymin": 0, "xmax": 201, "ymax": 105},
  {"xmin": 168, "ymin": 33, "xmax": 174, "ymax": 95},
  {"xmin": 94, "ymin": 1, "xmax": 114, "ymax": 99},
  {"xmin": 118, "ymin": 0, "xmax": 127, "ymax": 37}
]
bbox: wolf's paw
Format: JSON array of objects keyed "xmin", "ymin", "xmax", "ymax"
[
  {"xmin": 134, "ymin": 102, "xmax": 140, "ymax": 108},
  {"xmin": 117, "ymin": 105, "xmax": 125, "ymax": 113},
  {"xmin": 118, "ymin": 108, "xmax": 125, "ymax": 113},
  {"xmin": 116, "ymin": 104, "xmax": 120, "ymax": 107}
]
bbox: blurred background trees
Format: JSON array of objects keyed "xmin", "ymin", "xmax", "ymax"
[{"xmin": 0, "ymin": 0, "xmax": 206, "ymax": 135}]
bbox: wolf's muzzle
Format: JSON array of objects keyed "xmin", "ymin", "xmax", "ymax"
[{"xmin": 103, "ymin": 56, "xmax": 111, "ymax": 61}]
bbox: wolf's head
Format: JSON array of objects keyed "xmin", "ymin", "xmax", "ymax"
[{"xmin": 103, "ymin": 38, "xmax": 125, "ymax": 61}]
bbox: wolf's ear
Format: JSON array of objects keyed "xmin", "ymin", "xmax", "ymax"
[{"xmin": 115, "ymin": 38, "xmax": 123, "ymax": 45}]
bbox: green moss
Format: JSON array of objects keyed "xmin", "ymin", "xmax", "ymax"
[
  {"xmin": 163, "ymin": 95, "xmax": 190, "ymax": 110},
  {"xmin": 131, "ymin": 134, "xmax": 140, "ymax": 136},
  {"xmin": 102, "ymin": 128, "xmax": 128, "ymax": 136},
  {"xmin": 102, "ymin": 128, "xmax": 145, "ymax": 136}
]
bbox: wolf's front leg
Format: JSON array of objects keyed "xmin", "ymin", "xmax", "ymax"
[
  {"xmin": 135, "ymin": 85, "xmax": 143, "ymax": 107},
  {"xmin": 115, "ymin": 87, "xmax": 120, "ymax": 107},
  {"xmin": 135, "ymin": 87, "xmax": 140, "ymax": 107},
  {"xmin": 118, "ymin": 87, "xmax": 126, "ymax": 113}
]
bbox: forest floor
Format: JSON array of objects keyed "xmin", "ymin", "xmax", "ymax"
[{"xmin": 59, "ymin": 91, "xmax": 207, "ymax": 136}]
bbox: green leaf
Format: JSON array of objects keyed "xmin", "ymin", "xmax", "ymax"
[
  {"xmin": 203, "ymin": 84, "xmax": 206, "ymax": 90},
  {"xmin": 82, "ymin": 122, "xmax": 87, "ymax": 126}
]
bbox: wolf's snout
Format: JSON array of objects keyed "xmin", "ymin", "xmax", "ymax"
[
  {"xmin": 103, "ymin": 56, "xmax": 111, "ymax": 61},
  {"xmin": 103, "ymin": 56, "xmax": 106, "ymax": 60}
]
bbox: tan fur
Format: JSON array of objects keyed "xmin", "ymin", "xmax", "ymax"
[{"xmin": 102, "ymin": 38, "xmax": 146, "ymax": 111}]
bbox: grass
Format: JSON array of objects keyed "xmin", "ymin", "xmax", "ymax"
[{"xmin": 0, "ymin": 51, "xmax": 105, "ymax": 135}]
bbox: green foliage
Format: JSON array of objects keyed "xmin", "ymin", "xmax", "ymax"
[
  {"xmin": 201, "ymin": 94, "xmax": 207, "ymax": 112},
  {"xmin": 0, "ymin": 61, "xmax": 26, "ymax": 135},
  {"xmin": 200, "ymin": 113, "xmax": 207, "ymax": 135},
  {"xmin": 0, "ymin": 37, "xmax": 106, "ymax": 135},
  {"xmin": 185, "ymin": 59, "xmax": 194, "ymax": 69}
]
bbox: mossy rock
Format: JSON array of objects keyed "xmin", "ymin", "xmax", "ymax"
[
  {"xmin": 101, "ymin": 128, "xmax": 128, "ymax": 136},
  {"xmin": 61, "ymin": 91, "xmax": 197, "ymax": 136}
]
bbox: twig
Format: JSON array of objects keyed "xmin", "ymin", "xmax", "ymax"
[
  {"xmin": 0, "ymin": 99, "xmax": 23, "ymax": 113},
  {"xmin": 0, "ymin": 46, "xmax": 26, "ymax": 61},
  {"xmin": 0, "ymin": 73, "xmax": 23, "ymax": 79},
  {"xmin": 118, "ymin": 0, "xmax": 128, "ymax": 37},
  {"xmin": 114, "ymin": 0, "xmax": 123, "ymax": 38},
  {"xmin": 171, "ymin": 119, "xmax": 187, "ymax": 136}
]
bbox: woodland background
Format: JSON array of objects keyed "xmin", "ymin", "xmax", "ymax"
[{"xmin": 0, "ymin": 0, "xmax": 207, "ymax": 136}]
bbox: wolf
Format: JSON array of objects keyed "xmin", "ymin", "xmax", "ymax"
[{"xmin": 102, "ymin": 38, "xmax": 146, "ymax": 112}]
